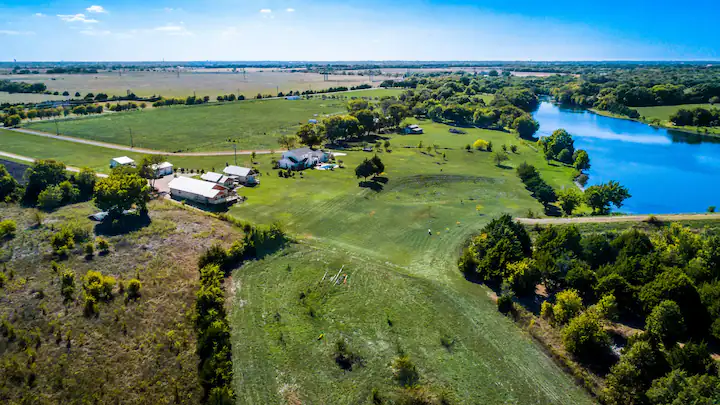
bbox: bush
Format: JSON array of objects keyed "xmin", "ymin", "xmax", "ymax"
[
  {"xmin": 506, "ymin": 259, "xmax": 541, "ymax": 296},
  {"xmin": 557, "ymin": 148, "xmax": 573, "ymax": 164},
  {"xmin": 591, "ymin": 294, "xmax": 619, "ymax": 321},
  {"xmin": 60, "ymin": 268, "xmax": 75, "ymax": 303},
  {"xmin": 461, "ymin": 214, "xmax": 532, "ymax": 280},
  {"xmin": 51, "ymin": 227, "xmax": 75, "ymax": 255},
  {"xmin": 540, "ymin": 301, "xmax": 554, "ymax": 320},
  {"xmin": 334, "ymin": 339, "xmax": 363, "ymax": 371},
  {"xmin": 553, "ymin": 289, "xmax": 583, "ymax": 324},
  {"xmin": 0, "ymin": 220, "xmax": 16, "ymax": 238},
  {"xmin": 497, "ymin": 293, "xmax": 514, "ymax": 314},
  {"xmin": 95, "ymin": 236, "xmax": 110, "ymax": 254},
  {"xmin": 82, "ymin": 270, "xmax": 116, "ymax": 305},
  {"xmin": 83, "ymin": 242, "xmax": 94, "ymax": 257},
  {"xmin": 37, "ymin": 185, "xmax": 63, "ymax": 210},
  {"xmin": 126, "ymin": 279, "xmax": 142, "ymax": 300},
  {"xmin": 472, "ymin": 139, "xmax": 490, "ymax": 151},
  {"xmin": 392, "ymin": 355, "xmax": 419, "ymax": 387},
  {"xmin": 562, "ymin": 312, "xmax": 611, "ymax": 363}
]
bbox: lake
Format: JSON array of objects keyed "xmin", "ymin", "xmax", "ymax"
[{"xmin": 533, "ymin": 101, "xmax": 720, "ymax": 214}]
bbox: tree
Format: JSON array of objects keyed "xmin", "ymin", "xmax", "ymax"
[
  {"xmin": 472, "ymin": 139, "xmax": 490, "ymax": 151},
  {"xmin": 646, "ymin": 300, "xmax": 685, "ymax": 346},
  {"xmin": 585, "ymin": 181, "xmax": 631, "ymax": 214},
  {"xmin": 493, "ymin": 151, "xmax": 509, "ymax": 167},
  {"xmin": 24, "ymin": 159, "xmax": 67, "ymax": 201},
  {"xmin": 277, "ymin": 134, "xmax": 297, "ymax": 149},
  {"xmin": 386, "ymin": 104, "xmax": 408, "ymax": 128},
  {"xmin": 647, "ymin": 370, "xmax": 720, "ymax": 405},
  {"xmin": 352, "ymin": 109, "xmax": 377, "ymax": 134},
  {"xmin": 540, "ymin": 128, "xmax": 575, "ymax": 161},
  {"xmin": 459, "ymin": 214, "xmax": 531, "ymax": 280},
  {"xmin": 323, "ymin": 115, "xmax": 361, "ymax": 142},
  {"xmin": 557, "ymin": 187, "xmax": 583, "ymax": 216},
  {"xmin": 0, "ymin": 164, "xmax": 18, "ymax": 200},
  {"xmin": 370, "ymin": 155, "xmax": 384, "ymax": 176},
  {"xmin": 557, "ymin": 148, "xmax": 572, "ymax": 164},
  {"xmin": 138, "ymin": 155, "xmax": 167, "ymax": 189},
  {"xmin": 347, "ymin": 99, "xmax": 369, "ymax": 112},
  {"xmin": 355, "ymin": 159, "xmax": 375, "ymax": 180},
  {"xmin": 296, "ymin": 123, "xmax": 325, "ymax": 148},
  {"xmin": 512, "ymin": 115, "xmax": 539, "ymax": 138},
  {"xmin": 94, "ymin": 171, "xmax": 150, "ymax": 218},
  {"xmin": 75, "ymin": 167, "xmax": 97, "ymax": 199},
  {"xmin": 573, "ymin": 149, "xmax": 591, "ymax": 171},
  {"xmin": 562, "ymin": 312, "xmax": 611, "ymax": 363},
  {"xmin": 603, "ymin": 340, "xmax": 669, "ymax": 405},
  {"xmin": 639, "ymin": 268, "xmax": 707, "ymax": 337},
  {"xmin": 4, "ymin": 114, "xmax": 21, "ymax": 127},
  {"xmin": 488, "ymin": 70, "xmax": 499, "ymax": 77}
]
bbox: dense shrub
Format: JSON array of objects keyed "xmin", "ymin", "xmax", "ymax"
[
  {"xmin": 645, "ymin": 300, "xmax": 686, "ymax": 346},
  {"xmin": 459, "ymin": 214, "xmax": 531, "ymax": 280},
  {"xmin": 562, "ymin": 312, "xmax": 611, "ymax": 363},
  {"xmin": 553, "ymin": 289, "xmax": 583, "ymax": 324},
  {"xmin": 392, "ymin": 355, "xmax": 420, "ymax": 387},
  {"xmin": 516, "ymin": 163, "xmax": 556, "ymax": 206},
  {"xmin": 126, "ymin": 279, "xmax": 142, "ymax": 300},
  {"xmin": 0, "ymin": 220, "xmax": 16, "ymax": 238}
]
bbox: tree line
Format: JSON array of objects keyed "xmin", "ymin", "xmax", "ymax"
[
  {"xmin": 460, "ymin": 214, "xmax": 720, "ymax": 404},
  {"xmin": 670, "ymin": 106, "xmax": 720, "ymax": 127},
  {"xmin": 0, "ymin": 79, "xmax": 46, "ymax": 94}
]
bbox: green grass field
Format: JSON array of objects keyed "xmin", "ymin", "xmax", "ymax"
[
  {"xmin": 635, "ymin": 104, "xmax": 716, "ymax": 121},
  {"xmin": 1, "ymin": 111, "xmax": 593, "ymax": 403},
  {"xmin": 23, "ymin": 89, "xmax": 402, "ymax": 152}
]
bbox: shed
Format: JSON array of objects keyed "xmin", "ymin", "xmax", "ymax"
[
  {"xmin": 110, "ymin": 156, "xmax": 136, "ymax": 168},
  {"xmin": 168, "ymin": 177, "xmax": 235, "ymax": 205},
  {"xmin": 403, "ymin": 124, "xmax": 424, "ymax": 135},
  {"xmin": 285, "ymin": 95, "xmax": 301, "ymax": 100},
  {"xmin": 223, "ymin": 165, "xmax": 258, "ymax": 185},
  {"xmin": 151, "ymin": 161, "xmax": 174, "ymax": 177},
  {"xmin": 201, "ymin": 171, "xmax": 235, "ymax": 187}
]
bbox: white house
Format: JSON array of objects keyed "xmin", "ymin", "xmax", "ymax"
[
  {"xmin": 151, "ymin": 162, "xmax": 174, "ymax": 177},
  {"xmin": 223, "ymin": 166, "xmax": 258, "ymax": 185},
  {"xmin": 110, "ymin": 156, "xmax": 136, "ymax": 168},
  {"xmin": 201, "ymin": 171, "xmax": 235, "ymax": 187},
  {"xmin": 277, "ymin": 148, "xmax": 329, "ymax": 170},
  {"xmin": 168, "ymin": 177, "xmax": 236, "ymax": 205}
]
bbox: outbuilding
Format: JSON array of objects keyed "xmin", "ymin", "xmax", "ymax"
[
  {"xmin": 201, "ymin": 171, "xmax": 235, "ymax": 187},
  {"xmin": 223, "ymin": 165, "xmax": 258, "ymax": 185},
  {"xmin": 168, "ymin": 177, "xmax": 236, "ymax": 205},
  {"xmin": 403, "ymin": 124, "xmax": 424, "ymax": 134},
  {"xmin": 110, "ymin": 156, "xmax": 136, "ymax": 168},
  {"xmin": 151, "ymin": 162, "xmax": 174, "ymax": 177}
]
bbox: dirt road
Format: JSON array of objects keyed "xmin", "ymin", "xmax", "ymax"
[
  {"xmin": 7, "ymin": 128, "xmax": 282, "ymax": 156},
  {"xmin": 516, "ymin": 213, "xmax": 720, "ymax": 225}
]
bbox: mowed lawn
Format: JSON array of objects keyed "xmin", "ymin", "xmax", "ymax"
[
  {"xmin": 231, "ymin": 244, "xmax": 593, "ymax": 404},
  {"xmin": 25, "ymin": 98, "xmax": 350, "ymax": 152},
  {"xmin": 635, "ymin": 103, "xmax": 717, "ymax": 121}
]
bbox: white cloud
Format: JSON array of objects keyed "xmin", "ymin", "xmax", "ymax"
[
  {"xmin": 86, "ymin": 5, "xmax": 107, "ymax": 14},
  {"xmin": 80, "ymin": 29, "xmax": 111, "ymax": 36},
  {"xmin": 260, "ymin": 9, "xmax": 272, "ymax": 13},
  {"xmin": 164, "ymin": 7, "xmax": 174, "ymax": 12},
  {"xmin": 0, "ymin": 30, "xmax": 35, "ymax": 35},
  {"xmin": 57, "ymin": 14, "xmax": 99, "ymax": 23},
  {"xmin": 34, "ymin": 13, "xmax": 45, "ymax": 17},
  {"xmin": 286, "ymin": 8, "xmax": 295, "ymax": 12},
  {"xmin": 154, "ymin": 24, "xmax": 192, "ymax": 36}
]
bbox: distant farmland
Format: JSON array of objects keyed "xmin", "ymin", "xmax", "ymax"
[
  {"xmin": 26, "ymin": 97, "xmax": 348, "ymax": 152},
  {"xmin": 3, "ymin": 69, "xmax": 392, "ymax": 100}
]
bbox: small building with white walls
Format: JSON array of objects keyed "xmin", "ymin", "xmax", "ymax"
[
  {"xmin": 151, "ymin": 162, "xmax": 174, "ymax": 177},
  {"xmin": 110, "ymin": 156, "xmax": 136, "ymax": 168},
  {"xmin": 223, "ymin": 166, "xmax": 258, "ymax": 185},
  {"xmin": 168, "ymin": 177, "xmax": 236, "ymax": 205}
]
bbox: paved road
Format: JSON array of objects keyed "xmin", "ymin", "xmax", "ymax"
[
  {"xmin": 8, "ymin": 127, "xmax": 283, "ymax": 156},
  {"xmin": 0, "ymin": 150, "xmax": 108, "ymax": 177},
  {"xmin": 516, "ymin": 213, "xmax": 720, "ymax": 225}
]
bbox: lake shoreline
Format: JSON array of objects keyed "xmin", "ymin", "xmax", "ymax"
[{"xmin": 588, "ymin": 108, "xmax": 720, "ymax": 139}]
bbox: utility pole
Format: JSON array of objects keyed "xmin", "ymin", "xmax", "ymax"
[
  {"xmin": 129, "ymin": 128, "xmax": 134, "ymax": 148},
  {"xmin": 54, "ymin": 117, "xmax": 59, "ymax": 135},
  {"xmin": 233, "ymin": 143, "xmax": 237, "ymax": 165}
]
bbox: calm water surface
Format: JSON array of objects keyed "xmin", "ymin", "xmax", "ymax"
[{"xmin": 533, "ymin": 101, "xmax": 720, "ymax": 214}]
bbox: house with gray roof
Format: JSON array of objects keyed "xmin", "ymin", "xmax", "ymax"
[{"xmin": 277, "ymin": 148, "xmax": 329, "ymax": 170}]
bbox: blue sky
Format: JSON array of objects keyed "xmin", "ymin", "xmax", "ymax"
[{"xmin": 0, "ymin": 0, "xmax": 718, "ymax": 61}]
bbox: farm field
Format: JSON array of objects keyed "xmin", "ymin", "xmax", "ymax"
[
  {"xmin": 4, "ymin": 70, "xmax": 392, "ymax": 100},
  {"xmin": 23, "ymin": 90, "xmax": 403, "ymax": 152},
  {"xmin": 26, "ymin": 98, "xmax": 349, "ymax": 152},
  {"xmin": 0, "ymin": 91, "xmax": 67, "ymax": 104}
]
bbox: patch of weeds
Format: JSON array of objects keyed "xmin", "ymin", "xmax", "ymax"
[
  {"xmin": 392, "ymin": 355, "xmax": 420, "ymax": 387},
  {"xmin": 440, "ymin": 335, "xmax": 455, "ymax": 352},
  {"xmin": 334, "ymin": 338, "xmax": 364, "ymax": 371}
]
